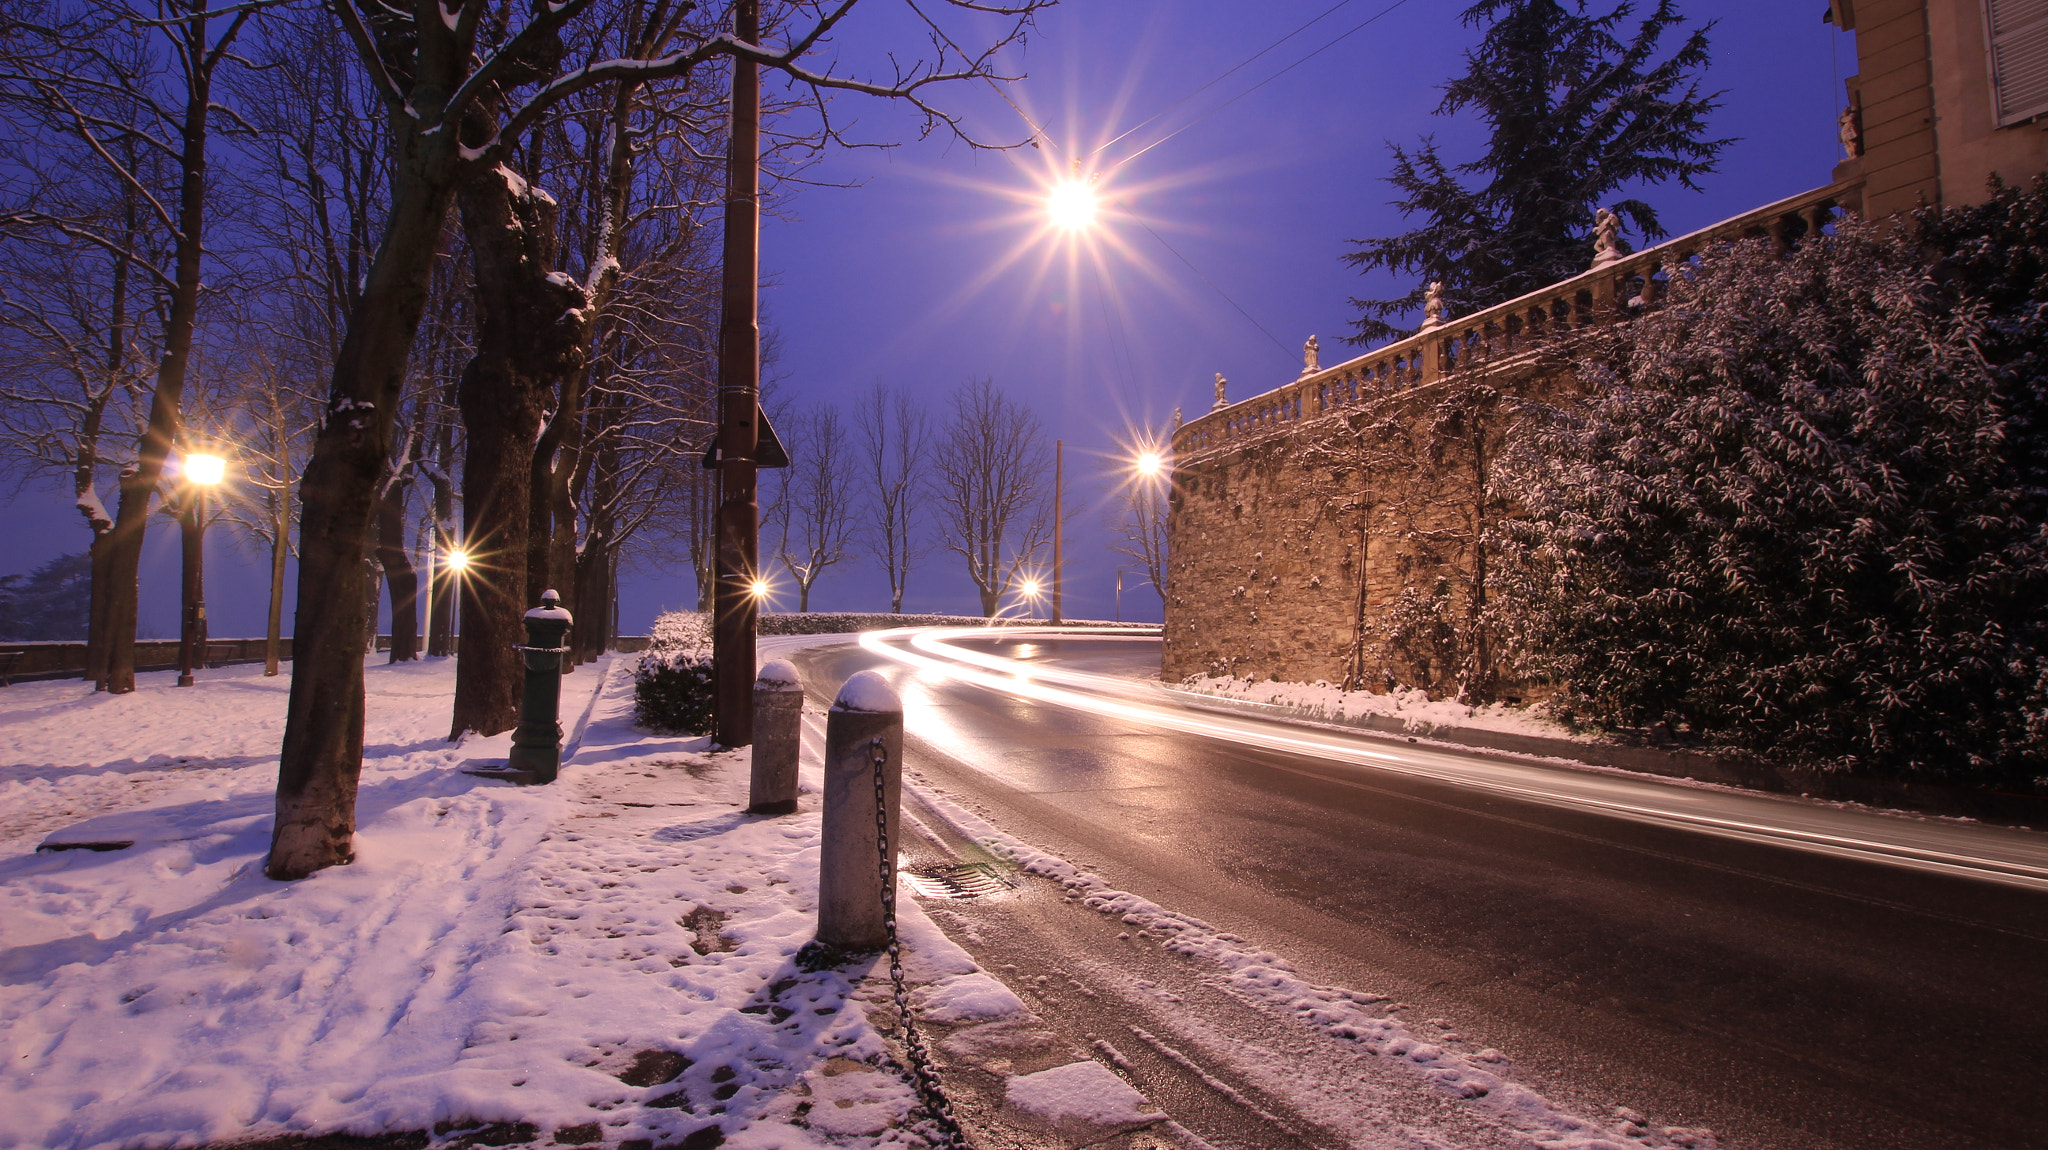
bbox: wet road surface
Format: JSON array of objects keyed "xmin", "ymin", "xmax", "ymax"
[{"xmin": 786, "ymin": 630, "xmax": 2048, "ymax": 1150}]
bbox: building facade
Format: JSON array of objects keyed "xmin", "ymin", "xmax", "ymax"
[{"xmin": 1838, "ymin": 0, "xmax": 2048, "ymax": 215}]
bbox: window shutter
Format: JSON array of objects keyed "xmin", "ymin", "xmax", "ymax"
[{"xmin": 1987, "ymin": 0, "xmax": 2048, "ymax": 125}]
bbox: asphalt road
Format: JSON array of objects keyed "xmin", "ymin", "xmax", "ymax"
[{"xmin": 787, "ymin": 630, "xmax": 2048, "ymax": 1150}]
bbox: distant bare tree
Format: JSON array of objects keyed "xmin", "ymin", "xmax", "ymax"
[
  {"xmin": 773, "ymin": 404, "xmax": 852, "ymax": 611},
  {"xmin": 855, "ymin": 381, "xmax": 928, "ymax": 612},
  {"xmin": 205, "ymin": 324, "xmax": 322, "ymax": 676},
  {"xmin": 932, "ymin": 377, "xmax": 1051, "ymax": 616},
  {"xmin": 0, "ymin": 211, "xmax": 154, "ymax": 685},
  {"xmin": 1107, "ymin": 453, "xmax": 1168, "ymax": 610}
]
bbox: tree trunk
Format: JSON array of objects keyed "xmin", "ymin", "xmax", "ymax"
[
  {"xmin": 527, "ymin": 409, "xmax": 561, "ymax": 610},
  {"xmin": 548, "ymin": 371, "xmax": 584, "ymax": 662},
  {"xmin": 101, "ymin": 10, "xmax": 220, "ymax": 695},
  {"xmin": 86, "ymin": 529, "xmax": 115, "ymax": 688},
  {"xmin": 574, "ymin": 533, "xmax": 609, "ymax": 663},
  {"xmin": 447, "ymin": 162, "xmax": 585, "ymax": 739},
  {"xmin": 378, "ymin": 478, "xmax": 419, "ymax": 661},
  {"xmin": 451, "ymin": 356, "xmax": 537, "ymax": 736},
  {"xmin": 267, "ymin": 159, "xmax": 460, "ymax": 880}
]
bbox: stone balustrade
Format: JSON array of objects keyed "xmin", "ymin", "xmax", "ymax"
[{"xmin": 1170, "ymin": 179, "xmax": 1862, "ymax": 462}]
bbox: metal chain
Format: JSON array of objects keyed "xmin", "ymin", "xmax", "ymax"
[{"xmin": 872, "ymin": 735, "xmax": 965, "ymax": 1148}]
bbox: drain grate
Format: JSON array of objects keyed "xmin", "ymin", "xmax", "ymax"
[{"xmin": 902, "ymin": 862, "xmax": 1014, "ymax": 899}]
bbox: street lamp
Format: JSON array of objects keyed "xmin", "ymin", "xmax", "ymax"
[
  {"xmin": 1134, "ymin": 450, "xmax": 1164, "ymax": 478},
  {"xmin": 1047, "ymin": 179, "xmax": 1098, "ymax": 232},
  {"xmin": 425, "ymin": 543, "xmax": 470, "ymax": 656},
  {"xmin": 1051, "ymin": 439, "xmax": 1064, "ymax": 625},
  {"xmin": 176, "ymin": 452, "xmax": 226, "ymax": 687}
]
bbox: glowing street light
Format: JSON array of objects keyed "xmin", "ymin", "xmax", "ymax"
[
  {"xmin": 177, "ymin": 452, "xmax": 227, "ymax": 687},
  {"xmin": 1046, "ymin": 177, "xmax": 1098, "ymax": 232},
  {"xmin": 423, "ymin": 543, "xmax": 470, "ymax": 659},
  {"xmin": 1134, "ymin": 450, "xmax": 1164, "ymax": 478},
  {"xmin": 184, "ymin": 452, "xmax": 226, "ymax": 486},
  {"xmin": 749, "ymin": 578, "xmax": 771, "ymax": 600}
]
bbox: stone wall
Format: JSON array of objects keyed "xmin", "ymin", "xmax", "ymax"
[
  {"xmin": 1162, "ymin": 364, "xmax": 1562, "ymax": 700},
  {"xmin": 1162, "ymin": 183, "xmax": 1864, "ymax": 697}
]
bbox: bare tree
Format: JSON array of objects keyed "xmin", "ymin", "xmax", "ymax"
[
  {"xmin": 0, "ymin": 219, "xmax": 154, "ymax": 684},
  {"xmin": 855, "ymin": 381, "xmax": 927, "ymax": 612},
  {"xmin": 772, "ymin": 404, "xmax": 852, "ymax": 611},
  {"xmin": 204, "ymin": 324, "xmax": 322, "ymax": 677},
  {"xmin": 1107, "ymin": 454, "xmax": 1168, "ymax": 611},
  {"xmin": 932, "ymin": 377, "xmax": 1051, "ymax": 617},
  {"xmin": 0, "ymin": 1, "xmax": 279, "ymax": 691}
]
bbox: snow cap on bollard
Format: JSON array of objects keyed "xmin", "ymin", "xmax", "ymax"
[
  {"xmin": 832, "ymin": 669, "xmax": 901, "ymax": 714},
  {"xmin": 525, "ymin": 589, "xmax": 572, "ymax": 623},
  {"xmin": 756, "ymin": 659, "xmax": 802, "ymax": 691}
]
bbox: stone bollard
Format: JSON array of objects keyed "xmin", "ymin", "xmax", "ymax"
[
  {"xmin": 749, "ymin": 660, "xmax": 803, "ymax": 815},
  {"xmin": 815, "ymin": 670, "xmax": 902, "ymax": 953},
  {"xmin": 508, "ymin": 589, "xmax": 573, "ymax": 783}
]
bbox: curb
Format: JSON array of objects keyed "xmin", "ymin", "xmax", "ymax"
[{"xmin": 1162, "ymin": 687, "xmax": 2048, "ymax": 828}]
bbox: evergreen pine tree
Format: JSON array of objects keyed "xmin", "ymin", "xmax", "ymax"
[
  {"xmin": 0, "ymin": 552, "xmax": 93, "ymax": 641},
  {"xmin": 1344, "ymin": 0, "xmax": 1727, "ymax": 344}
]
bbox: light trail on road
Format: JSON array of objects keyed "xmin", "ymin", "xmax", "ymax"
[{"xmin": 857, "ymin": 626, "xmax": 2048, "ymax": 897}]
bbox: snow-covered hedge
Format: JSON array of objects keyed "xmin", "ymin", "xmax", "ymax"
[
  {"xmin": 1495, "ymin": 215, "xmax": 2048, "ymax": 786},
  {"xmin": 633, "ymin": 612, "xmax": 713, "ymax": 734}
]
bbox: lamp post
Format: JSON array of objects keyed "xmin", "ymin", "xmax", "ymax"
[
  {"xmin": 176, "ymin": 452, "xmax": 226, "ymax": 687},
  {"xmin": 1051, "ymin": 438, "xmax": 1063, "ymax": 625},
  {"xmin": 426, "ymin": 544, "xmax": 469, "ymax": 656}
]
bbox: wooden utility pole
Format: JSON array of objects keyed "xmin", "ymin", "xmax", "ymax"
[
  {"xmin": 713, "ymin": 0, "xmax": 762, "ymax": 747},
  {"xmin": 1051, "ymin": 439, "xmax": 1064, "ymax": 624}
]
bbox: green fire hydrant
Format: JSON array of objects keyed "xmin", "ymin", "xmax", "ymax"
[{"xmin": 509, "ymin": 589, "xmax": 573, "ymax": 783}]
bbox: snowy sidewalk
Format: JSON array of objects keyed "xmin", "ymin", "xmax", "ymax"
[{"xmin": 0, "ymin": 657, "xmax": 1159, "ymax": 1150}]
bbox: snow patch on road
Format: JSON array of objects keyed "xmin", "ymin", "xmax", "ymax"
[{"xmin": 1000, "ymin": 1060, "xmax": 1159, "ymax": 1138}]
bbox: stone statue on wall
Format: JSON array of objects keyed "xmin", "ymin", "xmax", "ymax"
[
  {"xmin": 1421, "ymin": 282, "xmax": 1444, "ymax": 329},
  {"xmin": 1301, "ymin": 334, "xmax": 1320, "ymax": 376},
  {"xmin": 1213, "ymin": 373, "xmax": 1228, "ymax": 410},
  {"xmin": 1591, "ymin": 208, "xmax": 1622, "ymax": 268},
  {"xmin": 1839, "ymin": 104, "xmax": 1862, "ymax": 159},
  {"xmin": 1172, "ymin": 407, "xmax": 1183, "ymax": 431}
]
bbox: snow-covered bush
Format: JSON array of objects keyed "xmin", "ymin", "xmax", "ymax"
[
  {"xmin": 1493, "ymin": 220, "xmax": 2048, "ymax": 785},
  {"xmin": 634, "ymin": 611, "xmax": 713, "ymax": 734},
  {"xmin": 646, "ymin": 609, "xmax": 712, "ymax": 653}
]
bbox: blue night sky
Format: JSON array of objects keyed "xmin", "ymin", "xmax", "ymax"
[{"xmin": 1, "ymin": 0, "xmax": 1850, "ymax": 637}]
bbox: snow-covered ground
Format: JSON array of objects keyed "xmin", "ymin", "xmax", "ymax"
[
  {"xmin": 0, "ymin": 654, "xmax": 1140, "ymax": 1150},
  {"xmin": 1, "ymin": 642, "xmax": 1733, "ymax": 1150},
  {"xmin": 1175, "ymin": 674, "xmax": 1583, "ymax": 742}
]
